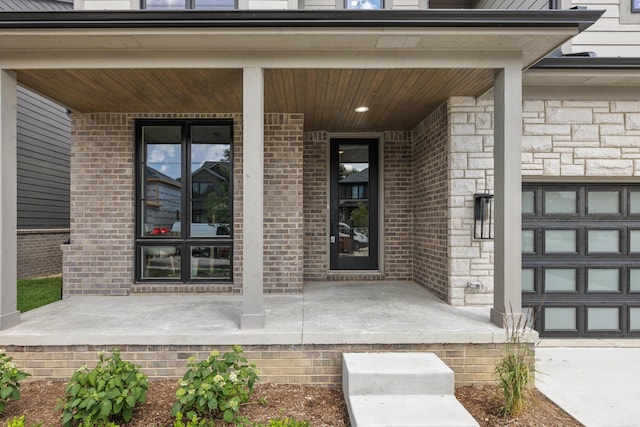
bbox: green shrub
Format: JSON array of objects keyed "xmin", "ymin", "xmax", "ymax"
[
  {"xmin": 495, "ymin": 311, "xmax": 534, "ymax": 417},
  {"xmin": 58, "ymin": 349, "xmax": 148, "ymax": 427},
  {"xmin": 172, "ymin": 345, "xmax": 259, "ymax": 424},
  {"xmin": 0, "ymin": 350, "xmax": 30, "ymax": 414}
]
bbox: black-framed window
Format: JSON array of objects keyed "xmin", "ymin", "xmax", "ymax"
[
  {"xmin": 142, "ymin": 0, "xmax": 236, "ymax": 10},
  {"xmin": 633, "ymin": 0, "xmax": 640, "ymax": 13},
  {"xmin": 135, "ymin": 119, "xmax": 233, "ymax": 283}
]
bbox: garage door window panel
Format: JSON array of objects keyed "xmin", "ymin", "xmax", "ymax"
[
  {"xmin": 544, "ymin": 268, "xmax": 577, "ymax": 292},
  {"xmin": 545, "ymin": 229, "xmax": 577, "ymax": 253},
  {"xmin": 630, "ymin": 269, "xmax": 640, "ymax": 293},
  {"xmin": 629, "ymin": 191, "xmax": 640, "ymax": 214},
  {"xmin": 544, "ymin": 190, "xmax": 578, "ymax": 215},
  {"xmin": 629, "ymin": 307, "xmax": 640, "ymax": 331},
  {"xmin": 522, "ymin": 268, "xmax": 536, "ymax": 292},
  {"xmin": 587, "ymin": 269, "xmax": 620, "ymax": 293},
  {"xmin": 630, "ymin": 230, "xmax": 640, "ymax": 253},
  {"xmin": 522, "ymin": 190, "xmax": 536, "ymax": 215},
  {"xmin": 587, "ymin": 307, "xmax": 621, "ymax": 331},
  {"xmin": 587, "ymin": 230, "xmax": 621, "ymax": 254},
  {"xmin": 544, "ymin": 307, "xmax": 578, "ymax": 331},
  {"xmin": 587, "ymin": 190, "xmax": 621, "ymax": 215},
  {"xmin": 522, "ymin": 229, "xmax": 536, "ymax": 253}
]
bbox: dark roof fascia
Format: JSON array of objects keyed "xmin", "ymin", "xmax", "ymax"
[
  {"xmin": 0, "ymin": 9, "xmax": 603, "ymax": 31},
  {"xmin": 533, "ymin": 57, "xmax": 640, "ymax": 70}
]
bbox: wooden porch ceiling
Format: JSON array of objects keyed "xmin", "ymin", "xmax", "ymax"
[{"xmin": 18, "ymin": 67, "xmax": 495, "ymax": 132}]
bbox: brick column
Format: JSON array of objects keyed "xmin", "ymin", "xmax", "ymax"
[
  {"xmin": 491, "ymin": 65, "xmax": 523, "ymax": 328},
  {"xmin": 0, "ymin": 70, "xmax": 20, "ymax": 329},
  {"xmin": 241, "ymin": 67, "xmax": 265, "ymax": 329}
]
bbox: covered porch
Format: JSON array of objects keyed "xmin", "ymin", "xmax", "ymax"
[{"xmin": 0, "ymin": 9, "xmax": 603, "ymax": 333}]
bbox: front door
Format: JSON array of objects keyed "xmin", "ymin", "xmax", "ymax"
[{"xmin": 329, "ymin": 138, "xmax": 378, "ymax": 270}]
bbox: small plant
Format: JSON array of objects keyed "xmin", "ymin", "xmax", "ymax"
[
  {"xmin": 58, "ymin": 349, "xmax": 148, "ymax": 427},
  {"xmin": 173, "ymin": 412, "xmax": 216, "ymax": 427},
  {"xmin": 172, "ymin": 345, "xmax": 259, "ymax": 424},
  {"xmin": 257, "ymin": 418, "xmax": 310, "ymax": 427},
  {"xmin": 4, "ymin": 415, "xmax": 43, "ymax": 427},
  {"xmin": 495, "ymin": 307, "xmax": 535, "ymax": 417},
  {"xmin": 0, "ymin": 350, "xmax": 30, "ymax": 414}
]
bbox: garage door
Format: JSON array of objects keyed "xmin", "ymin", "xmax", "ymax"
[{"xmin": 522, "ymin": 184, "xmax": 640, "ymax": 337}]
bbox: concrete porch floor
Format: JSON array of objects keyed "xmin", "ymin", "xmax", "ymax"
[{"xmin": 0, "ymin": 281, "xmax": 511, "ymax": 346}]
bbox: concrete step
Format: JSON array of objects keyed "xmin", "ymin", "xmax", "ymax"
[
  {"xmin": 349, "ymin": 395, "xmax": 479, "ymax": 427},
  {"xmin": 342, "ymin": 353, "xmax": 479, "ymax": 427},
  {"xmin": 343, "ymin": 352, "xmax": 454, "ymax": 396}
]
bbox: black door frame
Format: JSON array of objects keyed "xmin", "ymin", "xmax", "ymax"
[{"xmin": 329, "ymin": 137, "xmax": 379, "ymax": 270}]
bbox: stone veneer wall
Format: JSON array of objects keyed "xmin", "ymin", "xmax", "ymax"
[
  {"xmin": 64, "ymin": 112, "xmax": 303, "ymax": 295},
  {"xmin": 17, "ymin": 229, "xmax": 69, "ymax": 279},
  {"xmin": 521, "ymin": 100, "xmax": 640, "ymax": 177},
  {"xmin": 7, "ymin": 343, "xmax": 523, "ymax": 386},
  {"xmin": 447, "ymin": 97, "xmax": 640, "ymax": 306},
  {"xmin": 447, "ymin": 97, "xmax": 495, "ymax": 306},
  {"xmin": 412, "ymin": 103, "xmax": 450, "ymax": 301},
  {"xmin": 302, "ymin": 131, "xmax": 413, "ymax": 281}
]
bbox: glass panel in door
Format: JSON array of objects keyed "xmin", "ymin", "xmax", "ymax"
[{"xmin": 330, "ymin": 139, "xmax": 378, "ymax": 270}]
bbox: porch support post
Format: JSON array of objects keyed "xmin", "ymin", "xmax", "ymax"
[
  {"xmin": 241, "ymin": 67, "xmax": 265, "ymax": 329},
  {"xmin": 490, "ymin": 64, "xmax": 523, "ymax": 328},
  {"xmin": 0, "ymin": 70, "xmax": 20, "ymax": 330}
]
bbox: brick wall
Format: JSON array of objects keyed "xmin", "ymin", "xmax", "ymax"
[
  {"xmin": 65, "ymin": 112, "xmax": 303, "ymax": 295},
  {"xmin": 412, "ymin": 103, "xmax": 450, "ymax": 301},
  {"xmin": 264, "ymin": 114, "xmax": 304, "ymax": 293},
  {"xmin": 7, "ymin": 343, "xmax": 526, "ymax": 387},
  {"xmin": 303, "ymin": 131, "xmax": 328, "ymax": 281},
  {"xmin": 383, "ymin": 131, "xmax": 413, "ymax": 280},
  {"xmin": 64, "ymin": 113, "xmax": 136, "ymax": 295},
  {"xmin": 17, "ymin": 229, "xmax": 69, "ymax": 279},
  {"xmin": 302, "ymin": 131, "xmax": 413, "ymax": 281}
]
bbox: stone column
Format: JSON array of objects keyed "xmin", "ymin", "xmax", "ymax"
[
  {"xmin": 491, "ymin": 64, "xmax": 523, "ymax": 328},
  {"xmin": 0, "ymin": 70, "xmax": 21, "ymax": 329},
  {"xmin": 241, "ymin": 67, "xmax": 265, "ymax": 329}
]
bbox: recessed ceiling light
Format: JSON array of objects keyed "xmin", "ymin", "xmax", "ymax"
[{"xmin": 354, "ymin": 106, "xmax": 369, "ymax": 113}]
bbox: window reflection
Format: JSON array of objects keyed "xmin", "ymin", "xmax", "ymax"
[
  {"xmin": 142, "ymin": 126, "xmax": 182, "ymax": 237},
  {"xmin": 191, "ymin": 126, "xmax": 231, "ymax": 238},
  {"xmin": 142, "ymin": 246, "xmax": 181, "ymax": 278},
  {"xmin": 190, "ymin": 246, "xmax": 231, "ymax": 279},
  {"xmin": 346, "ymin": 0, "xmax": 382, "ymax": 9},
  {"xmin": 339, "ymin": 145, "xmax": 369, "ymax": 257}
]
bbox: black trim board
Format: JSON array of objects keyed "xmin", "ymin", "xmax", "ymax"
[
  {"xmin": 534, "ymin": 57, "xmax": 640, "ymax": 70},
  {"xmin": 0, "ymin": 9, "xmax": 603, "ymax": 31}
]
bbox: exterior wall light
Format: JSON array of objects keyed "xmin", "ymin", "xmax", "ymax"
[{"xmin": 473, "ymin": 192, "xmax": 494, "ymax": 240}]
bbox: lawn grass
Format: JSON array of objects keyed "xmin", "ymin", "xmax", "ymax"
[{"xmin": 17, "ymin": 276, "xmax": 62, "ymax": 313}]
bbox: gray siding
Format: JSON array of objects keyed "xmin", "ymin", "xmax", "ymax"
[
  {"xmin": 3, "ymin": 0, "xmax": 72, "ymax": 230},
  {"xmin": 0, "ymin": 0, "xmax": 72, "ymax": 10},
  {"xmin": 17, "ymin": 87, "xmax": 71, "ymax": 228},
  {"xmin": 475, "ymin": 0, "xmax": 549, "ymax": 9}
]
